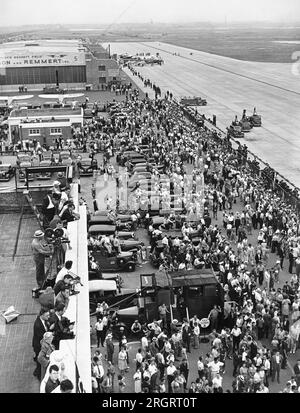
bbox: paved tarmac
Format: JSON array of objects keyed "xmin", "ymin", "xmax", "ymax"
[{"xmin": 104, "ymin": 41, "xmax": 300, "ymax": 188}]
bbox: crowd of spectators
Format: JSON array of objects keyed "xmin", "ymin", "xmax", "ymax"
[
  {"xmin": 26, "ymin": 71, "xmax": 300, "ymax": 393},
  {"xmin": 80, "ymin": 86, "xmax": 300, "ymax": 393}
]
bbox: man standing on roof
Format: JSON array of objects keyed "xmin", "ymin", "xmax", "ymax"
[{"xmin": 31, "ymin": 230, "xmax": 53, "ymax": 288}]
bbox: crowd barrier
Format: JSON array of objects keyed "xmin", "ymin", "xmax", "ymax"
[{"xmin": 174, "ymin": 100, "xmax": 300, "ymax": 216}]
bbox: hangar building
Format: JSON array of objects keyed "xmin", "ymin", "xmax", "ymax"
[{"xmin": 0, "ymin": 39, "xmax": 120, "ymax": 92}]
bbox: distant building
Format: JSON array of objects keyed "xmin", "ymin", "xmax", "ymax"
[
  {"xmin": 7, "ymin": 107, "xmax": 83, "ymax": 146},
  {"xmin": 0, "ymin": 39, "xmax": 121, "ymax": 92}
]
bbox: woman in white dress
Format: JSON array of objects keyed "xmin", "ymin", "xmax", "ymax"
[
  {"xmin": 133, "ymin": 368, "xmax": 142, "ymax": 393},
  {"xmin": 118, "ymin": 347, "xmax": 128, "ymax": 375}
]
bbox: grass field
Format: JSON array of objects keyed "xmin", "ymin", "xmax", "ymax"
[
  {"xmin": 1, "ymin": 23, "xmax": 300, "ymax": 63},
  {"xmin": 161, "ymin": 27, "xmax": 300, "ymax": 63}
]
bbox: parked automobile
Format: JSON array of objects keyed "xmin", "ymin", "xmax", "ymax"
[
  {"xmin": 18, "ymin": 161, "xmax": 34, "ymax": 181},
  {"xmin": 16, "ymin": 153, "xmax": 31, "ymax": 167},
  {"xmin": 77, "ymin": 157, "xmax": 97, "ymax": 176},
  {"xmin": 91, "ymin": 249, "xmax": 136, "ymax": 272},
  {"xmin": 88, "ymin": 224, "xmax": 116, "ymax": 236},
  {"xmin": 60, "ymin": 150, "xmax": 73, "ymax": 166},
  {"xmin": 120, "ymin": 239, "xmax": 144, "ymax": 251},
  {"xmin": 36, "ymin": 160, "xmax": 52, "ymax": 180},
  {"xmin": 0, "ymin": 164, "xmax": 15, "ymax": 181}
]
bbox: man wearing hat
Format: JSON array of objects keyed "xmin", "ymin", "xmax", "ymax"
[
  {"xmin": 105, "ymin": 333, "xmax": 115, "ymax": 363},
  {"xmin": 56, "ymin": 172, "xmax": 67, "ymax": 192},
  {"xmin": 31, "ymin": 230, "xmax": 53, "ymax": 288}
]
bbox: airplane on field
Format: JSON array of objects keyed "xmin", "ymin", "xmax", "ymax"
[
  {"xmin": 0, "ymin": 95, "xmax": 34, "ymax": 107},
  {"xmin": 38, "ymin": 93, "xmax": 85, "ymax": 106}
]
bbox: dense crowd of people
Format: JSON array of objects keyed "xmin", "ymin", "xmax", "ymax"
[
  {"xmin": 26, "ymin": 72, "xmax": 300, "ymax": 394},
  {"xmin": 80, "ymin": 88, "xmax": 300, "ymax": 393}
]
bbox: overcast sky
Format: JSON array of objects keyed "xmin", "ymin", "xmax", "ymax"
[{"xmin": 1, "ymin": 0, "xmax": 300, "ymax": 26}]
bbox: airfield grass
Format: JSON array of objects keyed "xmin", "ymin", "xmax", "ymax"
[
  {"xmin": 162, "ymin": 28, "xmax": 300, "ymax": 63},
  {"xmin": 6, "ymin": 26, "xmax": 300, "ymax": 63}
]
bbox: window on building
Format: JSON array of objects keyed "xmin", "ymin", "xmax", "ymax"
[
  {"xmin": 29, "ymin": 129, "xmax": 41, "ymax": 136},
  {"xmin": 50, "ymin": 128, "xmax": 62, "ymax": 135},
  {"xmin": 99, "ymin": 77, "xmax": 106, "ymax": 84},
  {"xmin": 187, "ymin": 286, "xmax": 204, "ymax": 298},
  {"xmin": 98, "ymin": 65, "xmax": 106, "ymax": 71}
]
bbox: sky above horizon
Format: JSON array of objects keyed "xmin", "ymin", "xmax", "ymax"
[{"xmin": 1, "ymin": 0, "xmax": 300, "ymax": 27}]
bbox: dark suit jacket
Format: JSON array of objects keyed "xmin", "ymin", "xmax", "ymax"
[
  {"xmin": 41, "ymin": 195, "xmax": 56, "ymax": 220},
  {"xmin": 32, "ymin": 316, "xmax": 48, "ymax": 354},
  {"xmin": 271, "ymin": 354, "xmax": 283, "ymax": 370},
  {"xmin": 182, "ymin": 326, "xmax": 192, "ymax": 342}
]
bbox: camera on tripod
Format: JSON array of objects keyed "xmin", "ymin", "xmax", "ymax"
[{"xmin": 44, "ymin": 227, "xmax": 70, "ymax": 247}]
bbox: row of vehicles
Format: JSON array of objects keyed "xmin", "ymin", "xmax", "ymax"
[
  {"xmin": 227, "ymin": 108, "xmax": 262, "ymax": 139},
  {"xmin": 11, "ymin": 149, "xmax": 98, "ymax": 182},
  {"xmin": 0, "ymin": 163, "xmax": 15, "ymax": 181},
  {"xmin": 88, "ymin": 142, "xmax": 223, "ymax": 334},
  {"xmin": 180, "ymin": 96, "xmax": 207, "ymax": 106},
  {"xmin": 119, "ymin": 52, "xmax": 164, "ymax": 66}
]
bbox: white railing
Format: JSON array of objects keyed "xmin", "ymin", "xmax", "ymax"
[{"xmin": 40, "ymin": 184, "xmax": 91, "ymax": 393}]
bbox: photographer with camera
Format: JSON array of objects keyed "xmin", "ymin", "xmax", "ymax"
[
  {"xmin": 41, "ymin": 223, "xmax": 71, "ymax": 289},
  {"xmin": 59, "ymin": 201, "xmax": 80, "ymax": 224},
  {"xmin": 31, "ymin": 230, "xmax": 54, "ymax": 289},
  {"xmin": 48, "ymin": 303, "xmax": 74, "ymax": 348},
  {"xmin": 55, "ymin": 285, "xmax": 70, "ymax": 310},
  {"xmin": 54, "ymin": 274, "xmax": 73, "ymax": 297}
]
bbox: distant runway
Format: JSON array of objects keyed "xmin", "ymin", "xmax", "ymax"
[{"xmin": 105, "ymin": 41, "xmax": 300, "ymax": 187}]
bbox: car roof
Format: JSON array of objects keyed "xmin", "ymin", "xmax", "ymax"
[{"xmin": 89, "ymin": 279, "xmax": 117, "ymax": 293}]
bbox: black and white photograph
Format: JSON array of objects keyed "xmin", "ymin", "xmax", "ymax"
[{"xmin": 0, "ymin": 0, "xmax": 300, "ymax": 397}]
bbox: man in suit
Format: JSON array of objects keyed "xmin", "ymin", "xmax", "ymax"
[
  {"xmin": 31, "ymin": 230, "xmax": 53, "ymax": 288},
  {"xmin": 41, "ymin": 190, "xmax": 60, "ymax": 229},
  {"xmin": 106, "ymin": 334, "xmax": 115, "ymax": 363},
  {"xmin": 48, "ymin": 303, "xmax": 66, "ymax": 349},
  {"xmin": 181, "ymin": 319, "xmax": 192, "ymax": 353},
  {"xmin": 32, "ymin": 308, "xmax": 50, "ymax": 380},
  {"xmin": 271, "ymin": 351, "xmax": 283, "ymax": 384}
]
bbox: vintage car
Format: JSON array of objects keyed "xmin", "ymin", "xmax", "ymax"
[
  {"xmin": 227, "ymin": 124, "xmax": 245, "ymax": 139},
  {"xmin": 59, "ymin": 150, "xmax": 73, "ymax": 166},
  {"xmin": 88, "ymin": 224, "xmax": 116, "ymax": 236},
  {"xmin": 91, "ymin": 249, "xmax": 136, "ymax": 272},
  {"xmin": 89, "ymin": 216, "xmax": 114, "ymax": 226},
  {"xmin": 249, "ymin": 108, "xmax": 262, "ymax": 127},
  {"xmin": 119, "ymin": 239, "xmax": 144, "ymax": 251},
  {"xmin": 43, "ymin": 86, "xmax": 66, "ymax": 94},
  {"xmin": 83, "ymin": 103, "xmax": 96, "ymax": 118},
  {"xmin": 41, "ymin": 151, "xmax": 53, "ymax": 162},
  {"xmin": 131, "ymin": 169, "xmax": 152, "ymax": 178},
  {"xmin": 77, "ymin": 157, "xmax": 97, "ymax": 176},
  {"xmin": 89, "ymin": 279, "xmax": 138, "ymax": 314},
  {"xmin": 116, "ymin": 231, "xmax": 136, "ymax": 240},
  {"xmin": 0, "ymin": 164, "xmax": 15, "ymax": 181},
  {"xmin": 36, "ymin": 160, "xmax": 52, "ymax": 180},
  {"xmin": 16, "ymin": 153, "xmax": 31, "ymax": 167},
  {"xmin": 18, "ymin": 161, "xmax": 34, "ymax": 181},
  {"xmin": 180, "ymin": 96, "xmax": 207, "ymax": 106}
]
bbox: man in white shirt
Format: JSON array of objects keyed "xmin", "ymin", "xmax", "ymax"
[
  {"xmin": 93, "ymin": 357, "xmax": 104, "ymax": 392},
  {"xmin": 141, "ymin": 335, "xmax": 149, "ymax": 355},
  {"xmin": 166, "ymin": 360, "xmax": 177, "ymax": 393},
  {"xmin": 208, "ymin": 358, "xmax": 224, "ymax": 379},
  {"xmin": 231, "ymin": 325, "xmax": 242, "ymax": 352},
  {"xmin": 55, "ymin": 260, "xmax": 73, "ymax": 284},
  {"xmin": 212, "ymin": 373, "xmax": 223, "ymax": 392},
  {"xmin": 197, "ymin": 356, "xmax": 205, "ymax": 379},
  {"xmin": 95, "ymin": 318, "xmax": 105, "ymax": 348}
]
